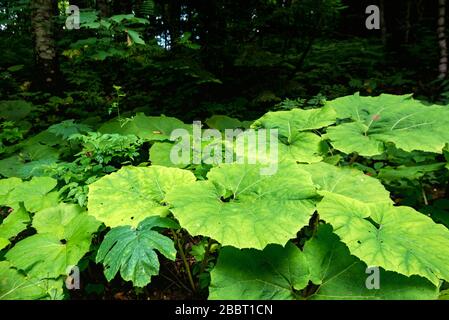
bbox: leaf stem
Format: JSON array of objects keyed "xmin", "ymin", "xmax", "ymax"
[
  {"xmin": 348, "ymin": 153, "xmax": 359, "ymax": 165},
  {"xmin": 172, "ymin": 230, "xmax": 196, "ymax": 292},
  {"xmin": 421, "ymin": 184, "xmax": 429, "ymax": 206},
  {"xmin": 199, "ymin": 238, "xmax": 213, "ymax": 276}
]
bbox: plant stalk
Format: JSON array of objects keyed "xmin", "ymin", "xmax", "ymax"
[
  {"xmin": 172, "ymin": 230, "xmax": 196, "ymax": 292},
  {"xmin": 199, "ymin": 238, "xmax": 214, "ymax": 276}
]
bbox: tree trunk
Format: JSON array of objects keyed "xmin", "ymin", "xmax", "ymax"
[
  {"xmin": 438, "ymin": 0, "xmax": 448, "ymax": 79},
  {"xmin": 31, "ymin": 0, "xmax": 59, "ymax": 90}
]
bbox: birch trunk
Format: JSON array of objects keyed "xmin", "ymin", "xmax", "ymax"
[{"xmin": 31, "ymin": 0, "xmax": 59, "ymax": 89}]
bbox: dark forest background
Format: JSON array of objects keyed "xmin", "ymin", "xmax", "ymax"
[{"xmin": 0, "ymin": 0, "xmax": 448, "ymax": 126}]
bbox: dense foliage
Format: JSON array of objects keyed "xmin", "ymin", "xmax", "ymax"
[
  {"xmin": 1, "ymin": 0, "xmax": 449, "ymax": 301},
  {"xmin": 1, "ymin": 93, "xmax": 449, "ymax": 300}
]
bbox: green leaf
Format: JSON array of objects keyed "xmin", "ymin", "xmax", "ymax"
[
  {"xmin": 166, "ymin": 163, "xmax": 317, "ymax": 249},
  {"xmin": 149, "ymin": 142, "xmax": 188, "ymax": 168},
  {"xmin": 6, "ymin": 204, "xmax": 100, "ymax": 278},
  {"xmin": 0, "ymin": 206, "xmax": 30, "ymax": 250},
  {"xmin": 440, "ymin": 289, "xmax": 449, "ymax": 300},
  {"xmin": 303, "ymin": 225, "xmax": 438, "ymax": 300},
  {"xmin": 110, "ymin": 14, "xmax": 134, "ymax": 23},
  {"xmin": 301, "ymin": 162, "xmax": 393, "ymax": 205},
  {"xmin": 32, "ymin": 203, "xmax": 85, "ymax": 237},
  {"xmin": 0, "ymin": 261, "xmax": 48, "ymax": 300},
  {"xmin": 325, "ymin": 93, "xmax": 449, "ymax": 156},
  {"xmin": 0, "ymin": 177, "xmax": 22, "ymax": 206},
  {"xmin": 88, "ymin": 166, "xmax": 196, "ymax": 228},
  {"xmin": 7, "ymin": 64, "xmax": 24, "ymax": 72},
  {"xmin": 327, "ymin": 93, "xmax": 416, "ymax": 120},
  {"xmin": 205, "ymin": 115, "xmax": 249, "ymax": 131},
  {"xmin": 0, "ymin": 238, "xmax": 9, "ymax": 251},
  {"xmin": 7, "ymin": 177, "xmax": 59, "ymax": 212},
  {"xmin": 126, "ymin": 29, "xmax": 145, "ymax": 45},
  {"xmin": 317, "ymin": 193, "xmax": 449, "ymax": 286},
  {"xmin": 0, "ymin": 156, "xmax": 59, "ymax": 179},
  {"xmin": 248, "ymin": 107, "xmax": 334, "ymax": 164},
  {"xmin": 96, "ymin": 216, "xmax": 177, "ymax": 287},
  {"xmin": 378, "ymin": 163, "xmax": 446, "ymax": 182},
  {"xmin": 79, "ymin": 10, "xmax": 99, "ymax": 26},
  {"xmin": 48, "ymin": 120, "xmax": 92, "ymax": 139},
  {"xmin": 325, "ymin": 122, "xmax": 385, "ymax": 156},
  {"xmin": 209, "ymin": 242, "xmax": 309, "ymax": 300},
  {"xmin": 237, "ymin": 130, "xmax": 326, "ymax": 165},
  {"xmin": 0, "ymin": 100, "xmax": 33, "ymax": 121},
  {"xmin": 252, "ymin": 105, "xmax": 336, "ymax": 136},
  {"xmin": 99, "ymin": 113, "xmax": 191, "ymax": 142}
]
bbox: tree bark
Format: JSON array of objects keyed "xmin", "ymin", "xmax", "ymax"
[
  {"xmin": 438, "ymin": 0, "xmax": 448, "ymax": 79},
  {"xmin": 31, "ymin": 0, "xmax": 59, "ymax": 90}
]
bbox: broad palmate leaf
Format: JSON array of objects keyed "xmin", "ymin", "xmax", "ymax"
[
  {"xmin": 0, "ymin": 176, "xmax": 59, "ymax": 212},
  {"xmin": 252, "ymin": 105, "xmax": 336, "ymax": 136},
  {"xmin": 236, "ymin": 130, "xmax": 326, "ymax": 165},
  {"xmin": 303, "ymin": 224, "xmax": 438, "ymax": 300},
  {"xmin": 0, "ymin": 261, "xmax": 47, "ymax": 300},
  {"xmin": 96, "ymin": 217, "xmax": 178, "ymax": 287},
  {"xmin": 324, "ymin": 93, "xmax": 449, "ymax": 156},
  {"xmin": 166, "ymin": 163, "xmax": 317, "ymax": 249},
  {"xmin": 0, "ymin": 206, "xmax": 30, "ymax": 250},
  {"xmin": 99, "ymin": 113, "xmax": 191, "ymax": 142},
  {"xmin": 88, "ymin": 165, "xmax": 196, "ymax": 228},
  {"xmin": 6, "ymin": 204, "xmax": 101, "ymax": 278},
  {"xmin": 209, "ymin": 242, "xmax": 309, "ymax": 300},
  {"xmin": 300, "ymin": 162, "xmax": 393, "ymax": 205},
  {"xmin": 318, "ymin": 194, "xmax": 449, "ymax": 286},
  {"xmin": 250, "ymin": 107, "xmax": 334, "ymax": 164}
]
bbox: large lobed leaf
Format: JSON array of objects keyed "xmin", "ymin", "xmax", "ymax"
[
  {"xmin": 300, "ymin": 162, "xmax": 393, "ymax": 205},
  {"xmin": 252, "ymin": 105, "xmax": 337, "ymax": 135},
  {"xmin": 0, "ymin": 206, "xmax": 30, "ymax": 250},
  {"xmin": 6, "ymin": 204, "xmax": 101, "ymax": 278},
  {"xmin": 166, "ymin": 163, "xmax": 317, "ymax": 249},
  {"xmin": 0, "ymin": 261, "xmax": 46, "ymax": 300},
  {"xmin": 96, "ymin": 217, "xmax": 178, "ymax": 287},
  {"xmin": 88, "ymin": 166, "xmax": 196, "ymax": 228},
  {"xmin": 209, "ymin": 242, "xmax": 310, "ymax": 300},
  {"xmin": 249, "ymin": 107, "xmax": 335, "ymax": 164},
  {"xmin": 209, "ymin": 225, "xmax": 438, "ymax": 300},
  {"xmin": 303, "ymin": 224, "xmax": 438, "ymax": 300},
  {"xmin": 324, "ymin": 93, "xmax": 449, "ymax": 156},
  {"xmin": 318, "ymin": 193, "xmax": 449, "ymax": 286},
  {"xmin": 99, "ymin": 113, "xmax": 191, "ymax": 142}
]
